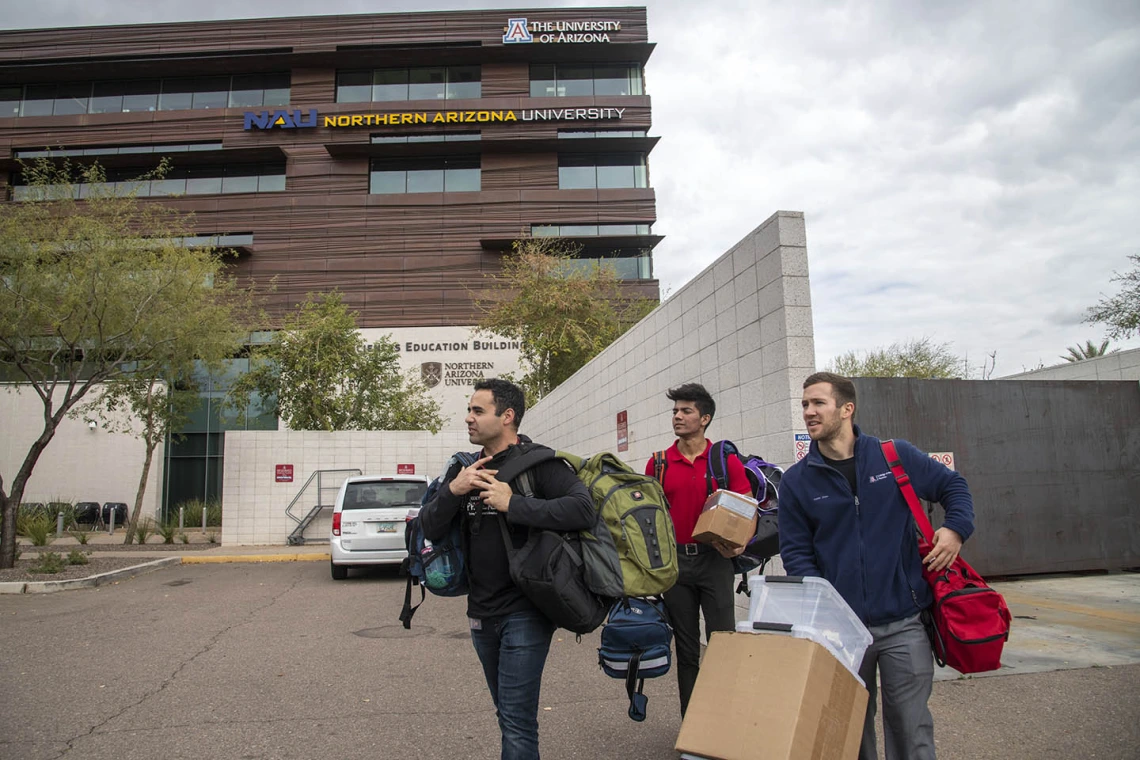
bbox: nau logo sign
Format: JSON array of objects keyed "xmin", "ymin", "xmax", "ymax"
[
  {"xmin": 244, "ymin": 109, "xmax": 319, "ymax": 130},
  {"xmin": 502, "ymin": 18, "xmax": 533, "ymax": 44},
  {"xmin": 420, "ymin": 362, "xmax": 443, "ymax": 389}
]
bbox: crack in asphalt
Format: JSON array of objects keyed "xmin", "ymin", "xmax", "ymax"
[{"xmin": 51, "ymin": 566, "xmax": 308, "ymax": 758}]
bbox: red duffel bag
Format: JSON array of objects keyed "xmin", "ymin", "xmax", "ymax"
[{"xmin": 881, "ymin": 441, "xmax": 1011, "ymax": 674}]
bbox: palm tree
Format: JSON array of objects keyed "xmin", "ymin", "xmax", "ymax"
[{"xmin": 1062, "ymin": 339, "xmax": 1113, "ymax": 362}]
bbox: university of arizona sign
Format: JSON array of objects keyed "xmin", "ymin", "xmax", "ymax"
[
  {"xmin": 243, "ymin": 109, "xmax": 319, "ymax": 130},
  {"xmin": 502, "ymin": 18, "xmax": 621, "ymax": 44}
]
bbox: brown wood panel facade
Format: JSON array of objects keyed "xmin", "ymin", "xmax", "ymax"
[{"xmin": 0, "ymin": 7, "xmax": 660, "ymax": 328}]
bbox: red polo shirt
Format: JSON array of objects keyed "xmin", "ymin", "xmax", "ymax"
[{"xmin": 645, "ymin": 440, "xmax": 752, "ymax": 544}]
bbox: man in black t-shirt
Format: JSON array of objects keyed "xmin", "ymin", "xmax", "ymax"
[{"xmin": 419, "ymin": 378, "xmax": 593, "ymax": 760}]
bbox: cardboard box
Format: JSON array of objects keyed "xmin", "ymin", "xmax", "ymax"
[
  {"xmin": 692, "ymin": 492, "xmax": 758, "ymax": 548},
  {"xmin": 675, "ymin": 632, "xmax": 868, "ymax": 760},
  {"xmin": 704, "ymin": 489, "xmax": 759, "ymax": 519}
]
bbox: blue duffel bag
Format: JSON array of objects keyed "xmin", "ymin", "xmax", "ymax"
[{"xmin": 598, "ymin": 596, "xmax": 673, "ymax": 722}]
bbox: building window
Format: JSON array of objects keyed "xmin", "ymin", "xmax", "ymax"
[
  {"xmin": 532, "ymin": 223, "xmax": 651, "ymax": 237},
  {"xmin": 369, "ymin": 157, "xmax": 480, "ymax": 194},
  {"xmin": 530, "ymin": 64, "xmax": 643, "ymax": 98},
  {"xmin": 338, "ymin": 66, "xmax": 481, "ymax": 103},
  {"xmin": 1, "ymin": 74, "xmax": 290, "ymax": 117},
  {"xmin": 11, "ymin": 163, "xmax": 286, "ymax": 200},
  {"xmin": 558, "ymin": 154, "xmax": 648, "ymax": 190},
  {"xmin": 14, "ymin": 142, "xmax": 223, "ymax": 159},
  {"xmin": 553, "ymin": 254, "xmax": 653, "ymax": 281},
  {"xmin": 558, "ymin": 129, "xmax": 647, "ymax": 139},
  {"xmin": 370, "ymin": 132, "xmax": 480, "ymax": 144}
]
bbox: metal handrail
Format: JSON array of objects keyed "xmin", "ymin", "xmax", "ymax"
[{"xmin": 283, "ymin": 468, "xmax": 361, "ymax": 545}]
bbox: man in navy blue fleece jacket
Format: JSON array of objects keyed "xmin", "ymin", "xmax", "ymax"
[{"xmin": 779, "ymin": 372, "xmax": 974, "ymax": 760}]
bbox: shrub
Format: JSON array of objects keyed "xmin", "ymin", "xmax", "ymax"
[
  {"xmin": 18, "ymin": 512, "xmax": 54, "ymax": 546},
  {"xmin": 67, "ymin": 549, "xmax": 90, "ymax": 565},
  {"xmin": 71, "ymin": 529, "xmax": 90, "ymax": 545},
  {"xmin": 158, "ymin": 520, "xmax": 177, "ymax": 544},
  {"xmin": 179, "ymin": 532, "xmax": 190, "ymax": 544},
  {"xmin": 30, "ymin": 552, "xmax": 66, "ymax": 574},
  {"xmin": 177, "ymin": 499, "xmax": 223, "ymax": 529},
  {"xmin": 47, "ymin": 500, "xmax": 76, "ymax": 529},
  {"xmin": 133, "ymin": 518, "xmax": 154, "ymax": 545},
  {"xmin": 206, "ymin": 532, "xmax": 218, "ymax": 544}
]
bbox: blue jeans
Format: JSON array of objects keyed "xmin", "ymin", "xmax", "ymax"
[{"xmin": 470, "ymin": 610, "xmax": 556, "ymax": 760}]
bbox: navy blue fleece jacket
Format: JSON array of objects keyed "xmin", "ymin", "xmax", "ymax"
[{"xmin": 778, "ymin": 428, "xmax": 975, "ymax": 626}]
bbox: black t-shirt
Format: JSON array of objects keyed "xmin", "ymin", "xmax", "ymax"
[{"xmin": 821, "ymin": 454, "xmax": 858, "ymax": 495}]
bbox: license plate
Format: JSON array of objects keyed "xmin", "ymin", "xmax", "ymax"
[{"xmin": 373, "ymin": 522, "xmax": 398, "ymax": 534}]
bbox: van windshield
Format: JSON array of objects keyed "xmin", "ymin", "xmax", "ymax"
[{"xmin": 342, "ymin": 481, "xmax": 427, "ymax": 510}]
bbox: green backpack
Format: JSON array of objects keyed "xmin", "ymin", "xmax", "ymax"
[
  {"xmin": 562, "ymin": 451, "xmax": 678, "ymax": 598},
  {"xmin": 498, "ymin": 448, "xmax": 678, "ymax": 598}
]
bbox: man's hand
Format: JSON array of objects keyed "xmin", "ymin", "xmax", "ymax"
[
  {"xmin": 711, "ymin": 539, "xmax": 746, "ymax": 559},
  {"xmin": 447, "ymin": 456, "xmax": 494, "ymax": 496},
  {"xmin": 473, "ymin": 470, "xmax": 514, "ymax": 513},
  {"xmin": 924, "ymin": 527, "xmax": 963, "ymax": 572}
]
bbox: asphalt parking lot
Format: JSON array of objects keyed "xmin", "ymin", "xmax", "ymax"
[{"xmin": 1, "ymin": 561, "xmax": 1138, "ymax": 760}]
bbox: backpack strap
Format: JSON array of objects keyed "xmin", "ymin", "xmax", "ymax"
[
  {"xmin": 626, "ymin": 651, "xmax": 648, "ymax": 722},
  {"xmin": 492, "ymin": 444, "xmax": 556, "ymax": 484},
  {"xmin": 651, "ymin": 450, "xmax": 668, "ymax": 485},
  {"xmin": 399, "ymin": 570, "xmax": 426, "ymax": 630},
  {"xmin": 881, "ymin": 440, "xmax": 935, "ymax": 550},
  {"xmin": 707, "ymin": 440, "xmax": 732, "ymax": 494}
]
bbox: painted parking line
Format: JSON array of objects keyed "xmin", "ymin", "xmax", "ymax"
[{"xmin": 181, "ymin": 553, "xmax": 331, "ymax": 564}]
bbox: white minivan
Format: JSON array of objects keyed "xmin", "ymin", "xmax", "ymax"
[{"xmin": 329, "ymin": 474, "xmax": 430, "ymax": 580}]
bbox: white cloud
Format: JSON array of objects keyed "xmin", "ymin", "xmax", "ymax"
[{"xmin": 4, "ymin": 0, "xmax": 1138, "ymax": 375}]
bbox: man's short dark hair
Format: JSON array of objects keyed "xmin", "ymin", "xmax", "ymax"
[
  {"xmin": 803, "ymin": 371, "xmax": 857, "ymax": 413},
  {"xmin": 474, "ymin": 378, "xmax": 526, "ymax": 428},
  {"xmin": 666, "ymin": 382, "xmax": 716, "ymax": 426}
]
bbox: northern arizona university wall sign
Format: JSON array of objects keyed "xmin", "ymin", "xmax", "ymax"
[
  {"xmin": 244, "ymin": 107, "xmax": 626, "ymax": 130},
  {"xmin": 502, "ymin": 18, "xmax": 621, "ymax": 44}
]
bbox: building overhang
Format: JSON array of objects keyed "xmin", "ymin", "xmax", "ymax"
[
  {"xmin": 480, "ymin": 234, "xmax": 663, "ymax": 254},
  {"xmin": 325, "ymin": 136, "xmax": 659, "ymax": 159},
  {"xmin": 0, "ymin": 146, "xmax": 286, "ymax": 172}
]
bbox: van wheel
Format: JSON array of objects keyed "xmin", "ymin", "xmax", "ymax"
[{"xmin": 331, "ymin": 561, "xmax": 348, "ymax": 580}]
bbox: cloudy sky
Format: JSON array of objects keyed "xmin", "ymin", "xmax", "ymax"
[{"xmin": 5, "ymin": 0, "xmax": 1139, "ymax": 375}]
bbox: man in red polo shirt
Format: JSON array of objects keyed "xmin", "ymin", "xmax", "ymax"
[{"xmin": 646, "ymin": 382, "xmax": 751, "ymax": 717}]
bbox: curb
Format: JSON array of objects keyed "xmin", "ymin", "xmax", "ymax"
[
  {"xmin": 0, "ymin": 557, "xmax": 181, "ymax": 595},
  {"xmin": 181, "ymin": 553, "xmax": 330, "ymax": 564}
]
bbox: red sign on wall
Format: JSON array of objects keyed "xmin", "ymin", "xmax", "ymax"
[
  {"xmin": 275, "ymin": 464, "xmax": 294, "ymax": 483},
  {"xmin": 397, "ymin": 463, "xmax": 416, "ymax": 475},
  {"xmin": 616, "ymin": 410, "xmax": 629, "ymax": 453}
]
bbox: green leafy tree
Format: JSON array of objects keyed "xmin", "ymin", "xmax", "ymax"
[
  {"xmin": 227, "ymin": 291, "xmax": 445, "ymax": 432},
  {"xmin": 1086, "ymin": 253, "xmax": 1140, "ymax": 339},
  {"xmin": 1061, "ymin": 338, "xmax": 1113, "ymax": 363},
  {"xmin": 0, "ymin": 159, "xmax": 250, "ymax": 568},
  {"xmin": 474, "ymin": 237, "xmax": 656, "ymax": 401},
  {"xmin": 827, "ymin": 337, "xmax": 966, "ymax": 378}
]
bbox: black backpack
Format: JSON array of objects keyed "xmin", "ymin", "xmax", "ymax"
[{"xmin": 493, "ymin": 444, "xmax": 620, "ymax": 635}]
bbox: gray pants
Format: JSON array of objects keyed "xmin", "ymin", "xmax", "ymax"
[{"xmin": 858, "ymin": 613, "xmax": 936, "ymax": 760}]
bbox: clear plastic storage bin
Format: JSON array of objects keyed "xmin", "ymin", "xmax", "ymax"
[{"xmin": 735, "ymin": 575, "xmax": 872, "ymax": 682}]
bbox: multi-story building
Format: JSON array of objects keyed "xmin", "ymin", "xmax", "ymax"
[
  {"xmin": 0, "ymin": 8, "xmax": 660, "ymax": 507},
  {"xmin": 0, "ymin": 7, "xmax": 659, "ymax": 326}
]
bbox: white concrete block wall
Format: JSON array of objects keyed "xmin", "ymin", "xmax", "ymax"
[
  {"xmin": 0, "ymin": 383, "xmax": 164, "ymax": 517},
  {"xmin": 524, "ymin": 210, "xmax": 815, "ymax": 471},
  {"xmin": 221, "ymin": 429, "xmax": 470, "ymax": 545},
  {"xmin": 999, "ymin": 347, "xmax": 1140, "ymax": 382}
]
